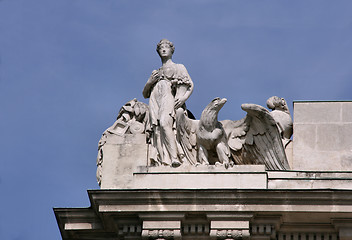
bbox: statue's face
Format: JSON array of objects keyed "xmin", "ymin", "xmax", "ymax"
[{"xmin": 158, "ymin": 43, "xmax": 173, "ymax": 58}]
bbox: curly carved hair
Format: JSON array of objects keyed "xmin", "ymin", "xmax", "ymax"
[
  {"xmin": 266, "ymin": 96, "xmax": 289, "ymax": 113},
  {"xmin": 156, "ymin": 39, "xmax": 175, "ymax": 54}
]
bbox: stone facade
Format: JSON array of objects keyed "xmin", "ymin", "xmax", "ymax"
[
  {"xmin": 55, "ymin": 189, "xmax": 352, "ymax": 239},
  {"xmin": 293, "ymin": 101, "xmax": 352, "ymax": 170}
]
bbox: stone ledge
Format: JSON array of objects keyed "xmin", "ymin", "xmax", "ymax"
[
  {"xmin": 267, "ymin": 171, "xmax": 352, "ymax": 179},
  {"xmin": 137, "ymin": 165, "xmax": 266, "ymax": 173},
  {"xmin": 54, "ymin": 189, "xmax": 352, "ymax": 239},
  {"xmin": 132, "ymin": 172, "xmax": 267, "ymax": 189},
  {"xmin": 268, "ymin": 171, "xmax": 352, "ymax": 190}
]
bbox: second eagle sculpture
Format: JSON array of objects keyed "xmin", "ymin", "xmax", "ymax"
[{"xmin": 176, "ymin": 97, "xmax": 291, "ymax": 170}]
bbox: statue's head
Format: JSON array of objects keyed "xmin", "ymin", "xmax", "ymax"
[
  {"xmin": 267, "ymin": 96, "xmax": 288, "ymax": 112},
  {"xmin": 156, "ymin": 39, "xmax": 175, "ymax": 56}
]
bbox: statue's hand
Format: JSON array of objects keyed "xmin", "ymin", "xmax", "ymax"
[
  {"xmin": 149, "ymin": 70, "xmax": 160, "ymax": 84},
  {"xmin": 175, "ymin": 97, "xmax": 186, "ymax": 109}
]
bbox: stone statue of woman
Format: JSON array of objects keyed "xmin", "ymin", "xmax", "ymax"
[{"xmin": 143, "ymin": 39, "xmax": 194, "ymax": 167}]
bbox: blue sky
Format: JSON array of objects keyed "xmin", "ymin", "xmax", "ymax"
[{"xmin": 1, "ymin": 1, "xmax": 352, "ymax": 239}]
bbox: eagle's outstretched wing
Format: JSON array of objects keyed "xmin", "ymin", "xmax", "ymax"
[
  {"xmin": 221, "ymin": 103, "xmax": 290, "ymax": 170},
  {"xmin": 176, "ymin": 110, "xmax": 199, "ymax": 165}
]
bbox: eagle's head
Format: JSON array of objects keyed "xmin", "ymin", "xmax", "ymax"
[
  {"xmin": 200, "ymin": 97, "xmax": 227, "ymax": 129},
  {"xmin": 207, "ymin": 97, "xmax": 227, "ymax": 111}
]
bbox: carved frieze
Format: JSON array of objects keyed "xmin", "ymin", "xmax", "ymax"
[
  {"xmin": 210, "ymin": 229, "xmax": 250, "ymax": 239},
  {"xmin": 142, "ymin": 229, "xmax": 181, "ymax": 240}
]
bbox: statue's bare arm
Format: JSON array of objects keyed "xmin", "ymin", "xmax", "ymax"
[{"xmin": 174, "ymin": 65, "xmax": 194, "ymax": 109}]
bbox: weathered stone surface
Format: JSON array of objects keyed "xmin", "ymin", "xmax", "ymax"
[
  {"xmin": 339, "ymin": 124, "xmax": 352, "ymax": 150},
  {"xmin": 293, "ymin": 101, "xmax": 352, "ymax": 170},
  {"xmin": 143, "ymin": 221, "xmax": 180, "ymax": 229},
  {"xmin": 267, "ymin": 171, "xmax": 352, "ymax": 190},
  {"xmin": 100, "ymin": 134, "xmax": 147, "ymax": 189},
  {"xmin": 141, "ymin": 164, "xmax": 266, "ymax": 173},
  {"xmin": 341, "ymin": 102, "xmax": 352, "ymax": 122},
  {"xmin": 294, "ymin": 101, "xmax": 342, "ymax": 123},
  {"xmin": 103, "ymin": 165, "xmax": 267, "ymax": 189},
  {"xmin": 133, "ymin": 171, "xmax": 267, "ymax": 189}
]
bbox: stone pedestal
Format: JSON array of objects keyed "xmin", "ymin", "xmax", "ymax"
[{"xmin": 99, "ymin": 134, "xmax": 147, "ymax": 189}]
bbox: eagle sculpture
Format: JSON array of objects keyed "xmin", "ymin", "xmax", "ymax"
[{"xmin": 176, "ymin": 97, "xmax": 291, "ymax": 170}]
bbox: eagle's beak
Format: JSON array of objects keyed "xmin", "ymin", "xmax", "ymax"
[
  {"xmin": 220, "ymin": 98, "xmax": 227, "ymax": 105},
  {"xmin": 218, "ymin": 98, "xmax": 227, "ymax": 108}
]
